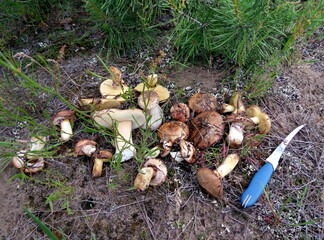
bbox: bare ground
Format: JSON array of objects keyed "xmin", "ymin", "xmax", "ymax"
[{"xmin": 0, "ymin": 34, "xmax": 323, "ymax": 240}]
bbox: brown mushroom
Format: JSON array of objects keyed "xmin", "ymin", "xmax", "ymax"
[
  {"xmin": 170, "ymin": 139, "xmax": 196, "ymax": 164},
  {"xmin": 52, "ymin": 110, "xmax": 76, "ymax": 142},
  {"xmin": 75, "ymin": 139, "xmax": 97, "ymax": 157},
  {"xmin": 190, "ymin": 111, "xmax": 225, "ymax": 149},
  {"xmin": 12, "ymin": 149, "xmax": 45, "ymax": 174},
  {"xmin": 226, "ymin": 114, "xmax": 254, "ymax": 148},
  {"xmin": 99, "ymin": 66, "xmax": 129, "ymax": 103},
  {"xmin": 158, "ymin": 121, "xmax": 189, "ymax": 157},
  {"xmin": 188, "ymin": 92, "xmax": 217, "ymax": 114},
  {"xmin": 134, "ymin": 74, "xmax": 170, "ymax": 103},
  {"xmin": 134, "ymin": 158, "xmax": 167, "ymax": 191},
  {"xmin": 92, "ymin": 150, "xmax": 113, "ymax": 178},
  {"xmin": 138, "ymin": 91, "xmax": 163, "ymax": 130},
  {"xmin": 246, "ymin": 105, "xmax": 271, "ymax": 133},
  {"xmin": 92, "ymin": 108, "xmax": 146, "ymax": 162},
  {"xmin": 170, "ymin": 103, "xmax": 190, "ymax": 122},
  {"xmin": 197, "ymin": 153, "xmax": 240, "ymax": 198}
]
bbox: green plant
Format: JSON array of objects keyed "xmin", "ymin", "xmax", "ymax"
[
  {"xmin": 23, "ymin": 207, "xmax": 59, "ymax": 240},
  {"xmin": 84, "ymin": 0, "xmax": 168, "ymax": 56}
]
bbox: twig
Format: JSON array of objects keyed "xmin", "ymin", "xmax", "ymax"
[{"xmin": 138, "ymin": 202, "xmax": 156, "ymax": 240}]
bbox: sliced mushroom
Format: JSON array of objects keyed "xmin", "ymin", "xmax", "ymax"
[
  {"xmin": 134, "ymin": 74, "xmax": 170, "ymax": 103},
  {"xmin": 158, "ymin": 121, "xmax": 189, "ymax": 157},
  {"xmin": 170, "ymin": 103, "xmax": 190, "ymax": 122},
  {"xmin": 190, "ymin": 111, "xmax": 225, "ymax": 149},
  {"xmin": 92, "ymin": 150, "xmax": 113, "ymax": 178},
  {"xmin": 99, "ymin": 66, "xmax": 129, "ymax": 103},
  {"xmin": 197, "ymin": 153, "xmax": 240, "ymax": 198},
  {"xmin": 188, "ymin": 92, "xmax": 217, "ymax": 114},
  {"xmin": 138, "ymin": 91, "xmax": 163, "ymax": 130},
  {"xmin": 92, "ymin": 108, "xmax": 146, "ymax": 162},
  {"xmin": 52, "ymin": 110, "xmax": 76, "ymax": 142},
  {"xmin": 134, "ymin": 158, "xmax": 167, "ymax": 191}
]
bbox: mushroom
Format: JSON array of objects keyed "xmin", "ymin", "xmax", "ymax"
[
  {"xmin": 75, "ymin": 139, "xmax": 97, "ymax": 157},
  {"xmin": 188, "ymin": 92, "xmax": 217, "ymax": 114},
  {"xmin": 197, "ymin": 153, "xmax": 240, "ymax": 198},
  {"xmin": 12, "ymin": 149, "xmax": 45, "ymax": 173},
  {"xmin": 157, "ymin": 121, "xmax": 190, "ymax": 157},
  {"xmin": 246, "ymin": 105, "xmax": 271, "ymax": 133},
  {"xmin": 27, "ymin": 136, "xmax": 47, "ymax": 160},
  {"xmin": 170, "ymin": 103, "xmax": 190, "ymax": 122},
  {"xmin": 189, "ymin": 111, "xmax": 225, "ymax": 149},
  {"xmin": 134, "ymin": 158, "xmax": 167, "ymax": 191},
  {"xmin": 226, "ymin": 115, "xmax": 254, "ymax": 148},
  {"xmin": 92, "ymin": 108, "xmax": 146, "ymax": 162},
  {"xmin": 99, "ymin": 66, "xmax": 129, "ymax": 103},
  {"xmin": 52, "ymin": 110, "xmax": 76, "ymax": 142},
  {"xmin": 170, "ymin": 139, "xmax": 196, "ymax": 164},
  {"xmin": 220, "ymin": 92, "xmax": 245, "ymax": 114},
  {"xmin": 79, "ymin": 98, "xmax": 121, "ymax": 111},
  {"xmin": 138, "ymin": 91, "xmax": 163, "ymax": 130},
  {"xmin": 92, "ymin": 150, "xmax": 113, "ymax": 178},
  {"xmin": 134, "ymin": 74, "xmax": 170, "ymax": 103}
]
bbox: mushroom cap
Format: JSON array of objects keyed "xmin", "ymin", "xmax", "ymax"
[
  {"xmin": 190, "ymin": 111, "xmax": 225, "ymax": 149},
  {"xmin": 197, "ymin": 168, "xmax": 223, "ymax": 198},
  {"xmin": 170, "ymin": 103, "xmax": 190, "ymax": 122},
  {"xmin": 12, "ymin": 156, "xmax": 25, "ymax": 169},
  {"xmin": 158, "ymin": 121, "xmax": 189, "ymax": 144},
  {"xmin": 24, "ymin": 158, "xmax": 45, "ymax": 173},
  {"xmin": 143, "ymin": 158, "xmax": 167, "ymax": 186},
  {"xmin": 188, "ymin": 93, "xmax": 217, "ymax": 113},
  {"xmin": 134, "ymin": 83, "xmax": 170, "ymax": 103},
  {"xmin": 75, "ymin": 139, "xmax": 97, "ymax": 156},
  {"xmin": 138, "ymin": 91, "xmax": 160, "ymax": 110},
  {"xmin": 226, "ymin": 114, "xmax": 254, "ymax": 127},
  {"xmin": 79, "ymin": 98, "xmax": 121, "ymax": 111},
  {"xmin": 99, "ymin": 79, "xmax": 129, "ymax": 102},
  {"xmin": 92, "ymin": 150, "xmax": 113, "ymax": 162},
  {"xmin": 246, "ymin": 105, "xmax": 271, "ymax": 133},
  {"xmin": 51, "ymin": 110, "xmax": 76, "ymax": 125},
  {"xmin": 92, "ymin": 108, "xmax": 146, "ymax": 130}
]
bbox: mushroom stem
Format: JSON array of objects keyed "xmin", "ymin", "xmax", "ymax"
[
  {"xmin": 27, "ymin": 136, "xmax": 47, "ymax": 159},
  {"xmin": 60, "ymin": 119, "xmax": 73, "ymax": 142},
  {"xmin": 227, "ymin": 122, "xmax": 244, "ymax": 147},
  {"xmin": 147, "ymin": 74, "xmax": 158, "ymax": 88},
  {"xmin": 214, "ymin": 153, "xmax": 240, "ymax": 178},
  {"xmin": 134, "ymin": 167, "xmax": 155, "ymax": 191},
  {"xmin": 115, "ymin": 120, "xmax": 136, "ymax": 162},
  {"xmin": 250, "ymin": 116, "xmax": 260, "ymax": 124},
  {"xmin": 221, "ymin": 104, "xmax": 235, "ymax": 113},
  {"xmin": 92, "ymin": 150, "xmax": 113, "ymax": 178}
]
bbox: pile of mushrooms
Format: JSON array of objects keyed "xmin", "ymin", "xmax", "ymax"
[{"xmin": 10, "ymin": 62, "xmax": 274, "ymax": 200}]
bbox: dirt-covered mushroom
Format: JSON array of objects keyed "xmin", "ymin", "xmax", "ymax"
[
  {"xmin": 79, "ymin": 98, "xmax": 121, "ymax": 111},
  {"xmin": 92, "ymin": 150, "xmax": 113, "ymax": 178},
  {"xmin": 134, "ymin": 74, "xmax": 170, "ymax": 103},
  {"xmin": 246, "ymin": 105, "xmax": 271, "ymax": 133},
  {"xmin": 188, "ymin": 92, "xmax": 217, "ymax": 114},
  {"xmin": 75, "ymin": 139, "xmax": 97, "ymax": 157},
  {"xmin": 226, "ymin": 114, "xmax": 254, "ymax": 148},
  {"xmin": 197, "ymin": 153, "xmax": 240, "ymax": 198},
  {"xmin": 138, "ymin": 91, "xmax": 163, "ymax": 130},
  {"xmin": 99, "ymin": 66, "xmax": 129, "ymax": 103},
  {"xmin": 134, "ymin": 158, "xmax": 167, "ymax": 191},
  {"xmin": 92, "ymin": 108, "xmax": 146, "ymax": 162},
  {"xmin": 158, "ymin": 121, "xmax": 189, "ymax": 157},
  {"xmin": 52, "ymin": 110, "xmax": 76, "ymax": 142},
  {"xmin": 170, "ymin": 139, "xmax": 196, "ymax": 164},
  {"xmin": 170, "ymin": 103, "xmax": 190, "ymax": 122},
  {"xmin": 190, "ymin": 111, "xmax": 225, "ymax": 149},
  {"xmin": 220, "ymin": 92, "xmax": 245, "ymax": 114},
  {"xmin": 12, "ymin": 149, "xmax": 45, "ymax": 174}
]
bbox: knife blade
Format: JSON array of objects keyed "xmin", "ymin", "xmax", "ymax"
[{"xmin": 241, "ymin": 124, "xmax": 306, "ymax": 208}]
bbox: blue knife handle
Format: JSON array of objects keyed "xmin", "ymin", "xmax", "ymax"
[{"xmin": 240, "ymin": 162, "xmax": 274, "ymax": 208}]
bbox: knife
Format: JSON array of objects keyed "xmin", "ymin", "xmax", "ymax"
[{"xmin": 241, "ymin": 124, "xmax": 306, "ymax": 208}]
